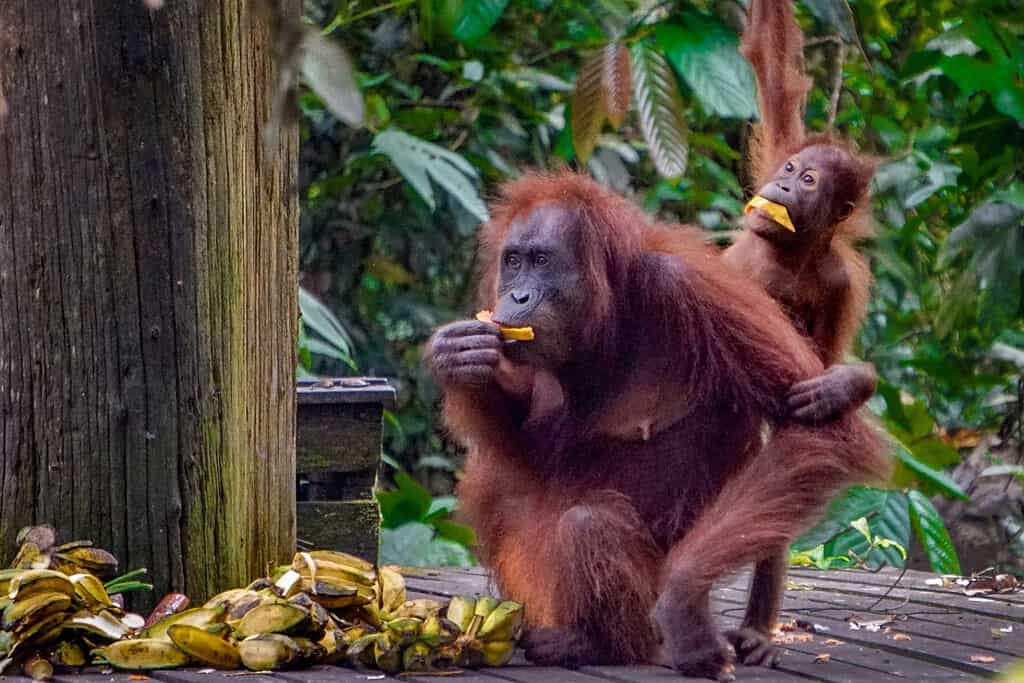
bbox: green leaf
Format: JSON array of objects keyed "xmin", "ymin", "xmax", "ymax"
[
  {"xmin": 939, "ymin": 55, "xmax": 1024, "ymax": 122},
  {"xmin": 826, "ymin": 490, "xmax": 911, "ymax": 569},
  {"xmin": 631, "ymin": 40, "xmax": 688, "ymax": 178},
  {"xmin": 655, "ymin": 16, "xmax": 758, "ymax": 120},
  {"xmin": 802, "ymin": 0, "xmax": 858, "ymax": 44},
  {"xmin": 432, "ymin": 519, "xmax": 477, "ymax": 547},
  {"xmin": 372, "ymin": 128, "xmax": 489, "ymax": 222},
  {"xmin": 571, "ymin": 50, "xmax": 609, "ymax": 165},
  {"xmin": 299, "ymin": 30, "xmax": 364, "ymax": 127},
  {"xmin": 907, "ymin": 490, "xmax": 961, "ymax": 574},
  {"xmin": 794, "ymin": 486, "xmax": 889, "ymax": 551},
  {"xmin": 893, "ymin": 443, "xmax": 969, "ymax": 501},
  {"xmin": 380, "ymin": 522, "xmax": 476, "ymax": 567},
  {"xmin": 452, "ymin": 0, "xmax": 509, "ymax": 45},
  {"xmin": 377, "ymin": 470, "xmax": 434, "ymax": 527},
  {"xmin": 299, "ymin": 287, "xmax": 354, "ymax": 368}
]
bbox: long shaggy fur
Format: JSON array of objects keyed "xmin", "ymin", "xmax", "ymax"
[{"xmin": 444, "ymin": 171, "xmax": 890, "ymax": 666}]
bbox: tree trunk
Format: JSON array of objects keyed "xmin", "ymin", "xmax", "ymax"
[{"xmin": 0, "ymin": 0, "xmax": 298, "ymax": 603}]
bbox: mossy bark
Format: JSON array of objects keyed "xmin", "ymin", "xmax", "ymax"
[{"xmin": 0, "ymin": 0, "xmax": 298, "ymax": 603}]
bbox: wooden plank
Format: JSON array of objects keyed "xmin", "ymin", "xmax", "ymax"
[
  {"xmin": 717, "ymin": 610, "xmax": 970, "ymax": 680},
  {"xmin": 275, "ymin": 664, "xmax": 400, "ymax": 682},
  {"xmin": 783, "ymin": 573, "xmax": 1024, "ymax": 624},
  {"xmin": 151, "ymin": 671, "xmax": 280, "ymax": 683},
  {"xmin": 479, "ymin": 664, "xmax": 609, "ymax": 683},
  {"xmin": 722, "ymin": 584, "xmax": 1024, "ymax": 656},
  {"xmin": 52, "ymin": 674, "xmax": 133, "ymax": 683},
  {"xmin": 712, "ymin": 589, "xmax": 1002, "ymax": 678},
  {"xmin": 297, "ymin": 403, "xmax": 382, "ymax": 475},
  {"xmin": 582, "ymin": 663, "xmax": 807, "ymax": 682},
  {"xmin": 790, "ymin": 569, "xmax": 1024, "ymax": 606},
  {"xmin": 296, "ymin": 501, "xmax": 380, "ymax": 563}
]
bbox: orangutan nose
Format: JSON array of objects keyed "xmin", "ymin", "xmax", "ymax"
[
  {"xmin": 511, "ymin": 290, "xmax": 531, "ymax": 305},
  {"xmin": 776, "ymin": 182, "xmax": 791, "ymax": 193}
]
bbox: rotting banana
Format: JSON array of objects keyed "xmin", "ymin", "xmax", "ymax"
[
  {"xmin": 168, "ymin": 624, "xmax": 241, "ymax": 669},
  {"xmin": 102, "ymin": 639, "xmax": 190, "ymax": 670}
]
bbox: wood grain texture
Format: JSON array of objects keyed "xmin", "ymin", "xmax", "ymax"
[{"xmin": 0, "ymin": 0, "xmax": 298, "ymax": 604}]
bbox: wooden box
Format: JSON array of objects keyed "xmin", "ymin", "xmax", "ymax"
[{"xmin": 296, "ymin": 378, "xmax": 395, "ymax": 562}]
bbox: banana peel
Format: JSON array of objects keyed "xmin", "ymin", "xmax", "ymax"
[{"xmin": 744, "ymin": 195, "xmax": 796, "ymax": 232}]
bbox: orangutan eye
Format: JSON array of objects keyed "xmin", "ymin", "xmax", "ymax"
[
  {"xmin": 784, "ymin": 161, "xmax": 795, "ymax": 173},
  {"xmin": 506, "ymin": 253, "xmax": 522, "ymax": 268},
  {"xmin": 534, "ymin": 253, "xmax": 549, "ymax": 267},
  {"xmin": 801, "ymin": 171, "xmax": 818, "ymax": 187}
]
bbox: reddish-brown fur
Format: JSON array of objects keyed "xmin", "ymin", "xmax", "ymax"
[
  {"xmin": 439, "ymin": 172, "xmax": 890, "ymax": 675},
  {"xmin": 729, "ymin": 0, "xmax": 876, "ymax": 360},
  {"xmin": 721, "ymin": 0, "xmax": 888, "ymax": 658}
]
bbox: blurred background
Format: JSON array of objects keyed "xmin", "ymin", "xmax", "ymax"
[{"xmin": 292, "ymin": 0, "xmax": 1024, "ymax": 572}]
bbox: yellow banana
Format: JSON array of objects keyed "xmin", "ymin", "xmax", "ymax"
[
  {"xmin": 236, "ymin": 603, "xmax": 309, "ymax": 638},
  {"xmin": 103, "ymin": 639, "xmax": 190, "ymax": 670},
  {"xmin": 7, "ymin": 571, "xmax": 74, "ymax": 601},
  {"xmin": 477, "ymin": 600, "xmax": 524, "ymax": 641},
  {"xmin": 377, "ymin": 566, "xmax": 406, "ymax": 615},
  {"xmin": 2, "ymin": 592, "xmax": 71, "ymax": 630},
  {"xmin": 238, "ymin": 633, "xmax": 300, "ymax": 671},
  {"xmin": 142, "ymin": 607, "xmax": 224, "ymax": 640},
  {"xmin": 446, "ymin": 596, "xmax": 476, "ymax": 633},
  {"xmin": 167, "ymin": 624, "xmax": 240, "ymax": 669},
  {"xmin": 69, "ymin": 573, "xmax": 114, "ymax": 609},
  {"xmin": 392, "ymin": 598, "xmax": 445, "ymax": 620},
  {"xmin": 308, "ymin": 550, "xmax": 374, "ymax": 574}
]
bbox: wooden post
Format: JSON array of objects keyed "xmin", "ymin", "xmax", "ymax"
[
  {"xmin": 296, "ymin": 379, "xmax": 394, "ymax": 562},
  {"xmin": 0, "ymin": 0, "xmax": 298, "ymax": 603}
]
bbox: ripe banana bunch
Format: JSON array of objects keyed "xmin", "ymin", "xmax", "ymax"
[
  {"xmin": 442, "ymin": 595, "xmax": 523, "ymax": 667},
  {"xmin": 344, "ymin": 594, "xmax": 523, "ymax": 673}
]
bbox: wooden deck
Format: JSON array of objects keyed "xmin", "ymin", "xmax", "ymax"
[{"xmin": 6, "ymin": 566, "xmax": 1023, "ymax": 682}]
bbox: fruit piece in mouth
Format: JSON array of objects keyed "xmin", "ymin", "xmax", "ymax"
[
  {"xmin": 744, "ymin": 195, "xmax": 796, "ymax": 232},
  {"xmin": 475, "ymin": 310, "xmax": 535, "ymax": 341}
]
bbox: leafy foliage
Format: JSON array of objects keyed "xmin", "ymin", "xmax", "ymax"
[
  {"xmin": 631, "ymin": 40, "xmax": 689, "ymax": 178},
  {"xmin": 293, "ymin": 0, "xmax": 1024, "ymax": 568}
]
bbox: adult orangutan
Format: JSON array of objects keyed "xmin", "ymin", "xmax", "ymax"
[
  {"xmin": 721, "ymin": 0, "xmax": 886, "ymax": 665},
  {"xmin": 425, "ymin": 172, "xmax": 890, "ymax": 680}
]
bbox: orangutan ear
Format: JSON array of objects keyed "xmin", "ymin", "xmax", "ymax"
[{"xmin": 837, "ymin": 201, "xmax": 855, "ymax": 223}]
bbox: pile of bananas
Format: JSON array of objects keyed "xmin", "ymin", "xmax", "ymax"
[
  {"xmin": 98, "ymin": 551, "xmax": 524, "ymax": 673},
  {"xmin": 1, "ymin": 527, "xmax": 144, "ymax": 680},
  {"xmin": 2, "ymin": 534, "xmax": 525, "ymax": 677}
]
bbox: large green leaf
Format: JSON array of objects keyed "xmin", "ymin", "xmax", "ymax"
[
  {"xmin": 907, "ymin": 490, "xmax": 961, "ymax": 574},
  {"xmin": 802, "ymin": 0, "xmax": 858, "ymax": 44},
  {"xmin": 451, "ymin": 0, "xmax": 509, "ymax": 45},
  {"xmin": 380, "ymin": 522, "xmax": 476, "ymax": 567},
  {"xmin": 655, "ymin": 16, "xmax": 758, "ymax": 120},
  {"xmin": 377, "ymin": 470, "xmax": 434, "ymax": 528},
  {"xmin": 372, "ymin": 128, "xmax": 489, "ymax": 222},
  {"xmin": 794, "ymin": 486, "xmax": 890, "ymax": 551},
  {"xmin": 825, "ymin": 490, "xmax": 911, "ymax": 569},
  {"xmin": 893, "ymin": 443, "xmax": 969, "ymax": 501},
  {"xmin": 939, "ymin": 54, "xmax": 1024, "ymax": 122},
  {"xmin": 571, "ymin": 50, "xmax": 610, "ymax": 165},
  {"xmin": 630, "ymin": 40, "xmax": 688, "ymax": 178}
]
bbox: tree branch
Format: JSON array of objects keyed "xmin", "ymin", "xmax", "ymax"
[{"xmin": 826, "ymin": 43, "xmax": 846, "ymax": 129}]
